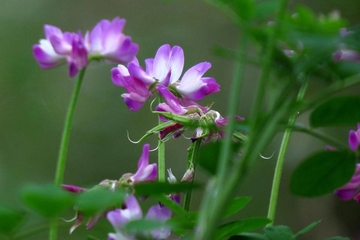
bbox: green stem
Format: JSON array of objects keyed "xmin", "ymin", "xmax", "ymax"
[
  {"xmin": 158, "ymin": 141, "xmax": 165, "ymax": 182},
  {"xmin": 51, "ymin": 68, "xmax": 86, "ymax": 240},
  {"xmin": 290, "ymin": 124, "xmax": 348, "ymax": 150},
  {"xmin": 54, "ymin": 68, "xmax": 86, "ymax": 186},
  {"xmin": 267, "ymin": 79, "xmax": 308, "ymax": 225},
  {"xmin": 195, "ymin": 30, "xmax": 247, "ymax": 240},
  {"xmin": 183, "ymin": 139, "xmax": 201, "ymax": 211},
  {"xmin": 158, "ymin": 112, "xmax": 166, "ymax": 182}
]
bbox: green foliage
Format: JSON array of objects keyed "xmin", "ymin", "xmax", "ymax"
[
  {"xmin": 20, "ymin": 184, "xmax": 75, "ymax": 218},
  {"xmin": 290, "ymin": 150, "xmax": 356, "ymax": 197},
  {"xmin": 0, "ymin": 205, "xmax": 25, "ymax": 236},
  {"xmin": 322, "ymin": 237, "xmax": 350, "ymax": 240},
  {"xmin": 263, "ymin": 225, "xmax": 293, "ymax": 240},
  {"xmin": 233, "ymin": 221, "xmax": 320, "ymax": 240},
  {"xmin": 76, "ymin": 188, "xmax": 125, "ymax": 216},
  {"xmin": 134, "ymin": 182, "xmax": 199, "ymax": 196},
  {"xmin": 215, "ymin": 218, "xmax": 270, "ymax": 240},
  {"xmin": 124, "ymin": 219, "xmax": 170, "ymax": 232},
  {"xmin": 197, "ymin": 141, "xmax": 241, "ymax": 175},
  {"xmin": 310, "ymin": 96, "xmax": 360, "ymax": 127},
  {"xmin": 223, "ymin": 197, "xmax": 252, "ymax": 218}
]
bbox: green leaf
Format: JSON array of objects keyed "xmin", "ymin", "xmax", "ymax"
[
  {"xmin": 167, "ymin": 212, "xmax": 198, "ymax": 236},
  {"xmin": 293, "ymin": 220, "xmax": 320, "ymax": 237},
  {"xmin": 322, "ymin": 237, "xmax": 350, "ymax": 240},
  {"xmin": 223, "ymin": 197, "xmax": 252, "ymax": 218},
  {"xmin": 264, "ymin": 225, "xmax": 293, "ymax": 240},
  {"xmin": 134, "ymin": 182, "xmax": 199, "ymax": 196},
  {"xmin": 215, "ymin": 217, "xmax": 270, "ymax": 240},
  {"xmin": 124, "ymin": 219, "xmax": 170, "ymax": 232},
  {"xmin": 198, "ymin": 141, "xmax": 241, "ymax": 175},
  {"xmin": 77, "ymin": 188, "xmax": 125, "ymax": 216},
  {"xmin": 20, "ymin": 184, "xmax": 75, "ymax": 218},
  {"xmin": 230, "ymin": 232, "xmax": 269, "ymax": 240},
  {"xmin": 290, "ymin": 150, "xmax": 356, "ymax": 197},
  {"xmin": 310, "ymin": 96, "xmax": 360, "ymax": 127},
  {"xmin": 0, "ymin": 205, "xmax": 25, "ymax": 236}
]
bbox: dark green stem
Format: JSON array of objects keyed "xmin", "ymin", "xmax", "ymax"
[{"xmin": 267, "ymin": 79, "xmax": 308, "ymax": 225}]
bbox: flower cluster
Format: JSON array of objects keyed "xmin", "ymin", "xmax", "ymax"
[
  {"xmin": 334, "ymin": 124, "xmax": 360, "ymax": 202},
  {"xmin": 111, "ymin": 44, "xmax": 220, "ymax": 111},
  {"xmin": 33, "ymin": 16, "xmax": 232, "ymax": 240},
  {"xmin": 63, "ymin": 144, "xmax": 159, "ymax": 233},
  {"xmin": 107, "ymin": 195, "xmax": 171, "ymax": 240},
  {"xmin": 33, "ymin": 17, "xmax": 138, "ymax": 77}
]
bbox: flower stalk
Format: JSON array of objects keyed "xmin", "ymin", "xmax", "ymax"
[
  {"xmin": 50, "ymin": 68, "xmax": 86, "ymax": 240},
  {"xmin": 54, "ymin": 67, "xmax": 86, "ymax": 186},
  {"xmin": 267, "ymin": 79, "xmax": 308, "ymax": 225}
]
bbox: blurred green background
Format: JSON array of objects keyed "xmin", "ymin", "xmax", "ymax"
[{"xmin": 1, "ymin": 0, "xmax": 360, "ymax": 239}]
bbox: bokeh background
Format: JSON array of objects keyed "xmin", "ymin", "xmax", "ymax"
[{"xmin": 1, "ymin": 0, "xmax": 360, "ymax": 239}]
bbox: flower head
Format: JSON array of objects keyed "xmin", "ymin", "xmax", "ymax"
[
  {"xmin": 130, "ymin": 144, "xmax": 158, "ymax": 183},
  {"xmin": 111, "ymin": 44, "xmax": 219, "ymax": 111},
  {"xmin": 33, "ymin": 18, "xmax": 138, "ymax": 77},
  {"xmin": 334, "ymin": 164, "xmax": 360, "ymax": 202},
  {"xmin": 107, "ymin": 195, "xmax": 172, "ymax": 240},
  {"xmin": 85, "ymin": 17, "xmax": 138, "ymax": 63},
  {"xmin": 33, "ymin": 25, "xmax": 88, "ymax": 77},
  {"xmin": 349, "ymin": 123, "xmax": 360, "ymax": 152}
]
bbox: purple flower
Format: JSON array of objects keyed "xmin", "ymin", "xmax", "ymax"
[
  {"xmin": 130, "ymin": 144, "xmax": 157, "ymax": 183},
  {"xmin": 112, "ymin": 61, "xmax": 151, "ymax": 111},
  {"xmin": 85, "ymin": 17, "xmax": 138, "ymax": 63},
  {"xmin": 111, "ymin": 44, "xmax": 219, "ymax": 111},
  {"xmin": 349, "ymin": 124, "xmax": 360, "ymax": 151},
  {"xmin": 333, "ymin": 49, "xmax": 360, "ymax": 62},
  {"xmin": 107, "ymin": 195, "xmax": 172, "ymax": 240},
  {"xmin": 33, "ymin": 18, "xmax": 138, "ymax": 77},
  {"xmin": 176, "ymin": 62, "xmax": 219, "ymax": 101},
  {"xmin": 334, "ymin": 164, "xmax": 360, "ymax": 201},
  {"xmin": 33, "ymin": 25, "xmax": 88, "ymax": 77}
]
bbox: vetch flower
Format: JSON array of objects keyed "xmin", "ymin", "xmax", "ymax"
[
  {"xmin": 112, "ymin": 60, "xmax": 151, "ymax": 111},
  {"xmin": 334, "ymin": 164, "xmax": 360, "ymax": 202},
  {"xmin": 175, "ymin": 62, "xmax": 220, "ymax": 101},
  {"xmin": 33, "ymin": 25, "xmax": 88, "ymax": 77},
  {"xmin": 349, "ymin": 123, "xmax": 360, "ymax": 151},
  {"xmin": 85, "ymin": 17, "xmax": 138, "ymax": 63},
  {"xmin": 130, "ymin": 144, "xmax": 157, "ymax": 183},
  {"xmin": 33, "ymin": 17, "xmax": 138, "ymax": 77},
  {"xmin": 111, "ymin": 44, "xmax": 219, "ymax": 111},
  {"xmin": 107, "ymin": 195, "xmax": 172, "ymax": 240}
]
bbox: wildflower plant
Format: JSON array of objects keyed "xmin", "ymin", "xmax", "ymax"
[{"xmin": 3, "ymin": 1, "xmax": 360, "ymax": 240}]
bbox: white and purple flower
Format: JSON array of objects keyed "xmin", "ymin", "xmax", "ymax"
[
  {"xmin": 33, "ymin": 18, "xmax": 138, "ymax": 77},
  {"xmin": 107, "ymin": 195, "xmax": 172, "ymax": 240},
  {"xmin": 111, "ymin": 44, "xmax": 219, "ymax": 111},
  {"xmin": 130, "ymin": 144, "xmax": 158, "ymax": 183},
  {"xmin": 85, "ymin": 17, "xmax": 138, "ymax": 63}
]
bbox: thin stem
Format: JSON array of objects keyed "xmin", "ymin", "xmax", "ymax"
[
  {"xmin": 54, "ymin": 68, "xmax": 86, "ymax": 186},
  {"xmin": 289, "ymin": 124, "xmax": 348, "ymax": 150},
  {"xmin": 267, "ymin": 79, "xmax": 308, "ymax": 225},
  {"xmin": 183, "ymin": 139, "xmax": 201, "ymax": 211},
  {"xmin": 195, "ymin": 31, "xmax": 247, "ymax": 240},
  {"xmin": 158, "ymin": 107, "xmax": 166, "ymax": 182},
  {"xmin": 299, "ymin": 73, "xmax": 360, "ymax": 113},
  {"xmin": 158, "ymin": 140, "xmax": 166, "ymax": 182},
  {"xmin": 51, "ymin": 67, "xmax": 86, "ymax": 240}
]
